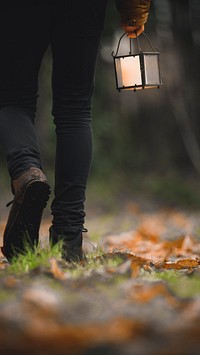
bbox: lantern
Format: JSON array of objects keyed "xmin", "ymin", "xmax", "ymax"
[{"xmin": 112, "ymin": 32, "xmax": 162, "ymax": 92}]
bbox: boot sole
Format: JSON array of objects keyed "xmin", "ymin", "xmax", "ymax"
[{"xmin": 2, "ymin": 180, "xmax": 51, "ymax": 261}]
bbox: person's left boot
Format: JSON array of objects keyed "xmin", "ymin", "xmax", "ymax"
[
  {"xmin": 49, "ymin": 226, "xmax": 86, "ymax": 262},
  {"xmin": 1, "ymin": 167, "xmax": 51, "ymax": 261}
]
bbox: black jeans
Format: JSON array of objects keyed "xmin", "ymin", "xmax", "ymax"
[{"xmin": 0, "ymin": 1, "xmax": 107, "ymax": 229}]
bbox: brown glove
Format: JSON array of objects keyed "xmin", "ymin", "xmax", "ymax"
[{"xmin": 116, "ymin": 0, "xmax": 151, "ymax": 28}]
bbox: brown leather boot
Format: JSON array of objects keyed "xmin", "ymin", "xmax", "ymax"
[{"xmin": 1, "ymin": 167, "xmax": 51, "ymax": 261}]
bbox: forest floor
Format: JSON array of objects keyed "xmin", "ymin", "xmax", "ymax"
[{"xmin": 1, "ymin": 194, "xmax": 200, "ymax": 354}]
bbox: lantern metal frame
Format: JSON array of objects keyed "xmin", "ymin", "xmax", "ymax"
[{"xmin": 112, "ymin": 32, "xmax": 162, "ymax": 92}]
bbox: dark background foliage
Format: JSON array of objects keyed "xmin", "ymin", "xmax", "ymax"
[{"xmin": 1, "ymin": 0, "xmax": 200, "ymax": 207}]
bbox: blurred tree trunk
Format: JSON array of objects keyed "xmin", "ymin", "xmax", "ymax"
[
  {"xmin": 189, "ymin": 0, "xmax": 200, "ymax": 49},
  {"xmin": 153, "ymin": 0, "xmax": 200, "ymax": 174}
]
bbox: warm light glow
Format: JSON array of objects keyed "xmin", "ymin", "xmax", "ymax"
[
  {"xmin": 115, "ymin": 56, "xmax": 142, "ymax": 88},
  {"xmin": 114, "ymin": 53, "xmax": 161, "ymax": 90}
]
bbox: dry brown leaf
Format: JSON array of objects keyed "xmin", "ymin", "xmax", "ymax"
[
  {"xmin": 128, "ymin": 282, "xmax": 180, "ymax": 307},
  {"xmin": 0, "ymin": 260, "xmax": 9, "ymax": 270},
  {"xmin": 154, "ymin": 258, "xmax": 200, "ymax": 270},
  {"xmin": 129, "ymin": 255, "xmax": 151, "ymax": 277},
  {"xmin": 135, "ymin": 226, "xmax": 160, "ymax": 243},
  {"xmin": 49, "ymin": 258, "xmax": 66, "ymax": 280},
  {"xmin": 164, "ymin": 258, "xmax": 200, "ymax": 270},
  {"xmin": 22, "ymin": 317, "xmax": 146, "ymax": 352},
  {"xmin": 3, "ymin": 276, "xmax": 19, "ymax": 288},
  {"xmin": 169, "ymin": 211, "xmax": 190, "ymax": 228},
  {"xmin": 161, "ymin": 236, "xmax": 185, "ymax": 252}
]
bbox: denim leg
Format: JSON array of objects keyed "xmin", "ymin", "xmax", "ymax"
[
  {"xmin": 0, "ymin": 5, "xmax": 52, "ymax": 180},
  {"xmin": 50, "ymin": 0, "xmax": 107, "ymax": 228}
]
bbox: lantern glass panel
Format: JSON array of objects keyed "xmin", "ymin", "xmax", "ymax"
[
  {"xmin": 143, "ymin": 54, "xmax": 160, "ymax": 86},
  {"xmin": 115, "ymin": 56, "xmax": 142, "ymax": 88}
]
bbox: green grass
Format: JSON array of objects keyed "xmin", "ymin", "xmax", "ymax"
[
  {"xmin": 5, "ymin": 242, "xmax": 124, "ymax": 279},
  {"xmin": 3, "ymin": 241, "xmax": 200, "ymax": 300},
  {"xmin": 143, "ymin": 269, "xmax": 200, "ymax": 298},
  {"xmin": 8, "ymin": 241, "xmax": 63, "ymax": 275}
]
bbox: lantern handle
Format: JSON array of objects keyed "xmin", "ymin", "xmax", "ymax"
[
  {"xmin": 112, "ymin": 31, "xmax": 157, "ymax": 57},
  {"xmin": 136, "ymin": 32, "xmax": 157, "ymax": 52},
  {"xmin": 111, "ymin": 32, "xmax": 127, "ymax": 57}
]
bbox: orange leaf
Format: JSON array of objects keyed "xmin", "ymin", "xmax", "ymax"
[
  {"xmin": 128, "ymin": 282, "xmax": 180, "ymax": 307},
  {"xmin": 49, "ymin": 258, "xmax": 66, "ymax": 280},
  {"xmin": 164, "ymin": 258, "xmax": 200, "ymax": 270}
]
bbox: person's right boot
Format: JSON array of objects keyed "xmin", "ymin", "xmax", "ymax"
[
  {"xmin": 1, "ymin": 167, "xmax": 51, "ymax": 261},
  {"xmin": 49, "ymin": 226, "xmax": 86, "ymax": 262}
]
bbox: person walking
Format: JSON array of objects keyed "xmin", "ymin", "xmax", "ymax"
[{"xmin": 0, "ymin": 0, "xmax": 151, "ymax": 262}]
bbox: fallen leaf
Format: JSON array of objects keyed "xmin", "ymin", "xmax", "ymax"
[
  {"xmin": 128, "ymin": 282, "xmax": 180, "ymax": 307},
  {"xmin": 163, "ymin": 258, "xmax": 200, "ymax": 270},
  {"xmin": 49, "ymin": 258, "xmax": 66, "ymax": 280}
]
